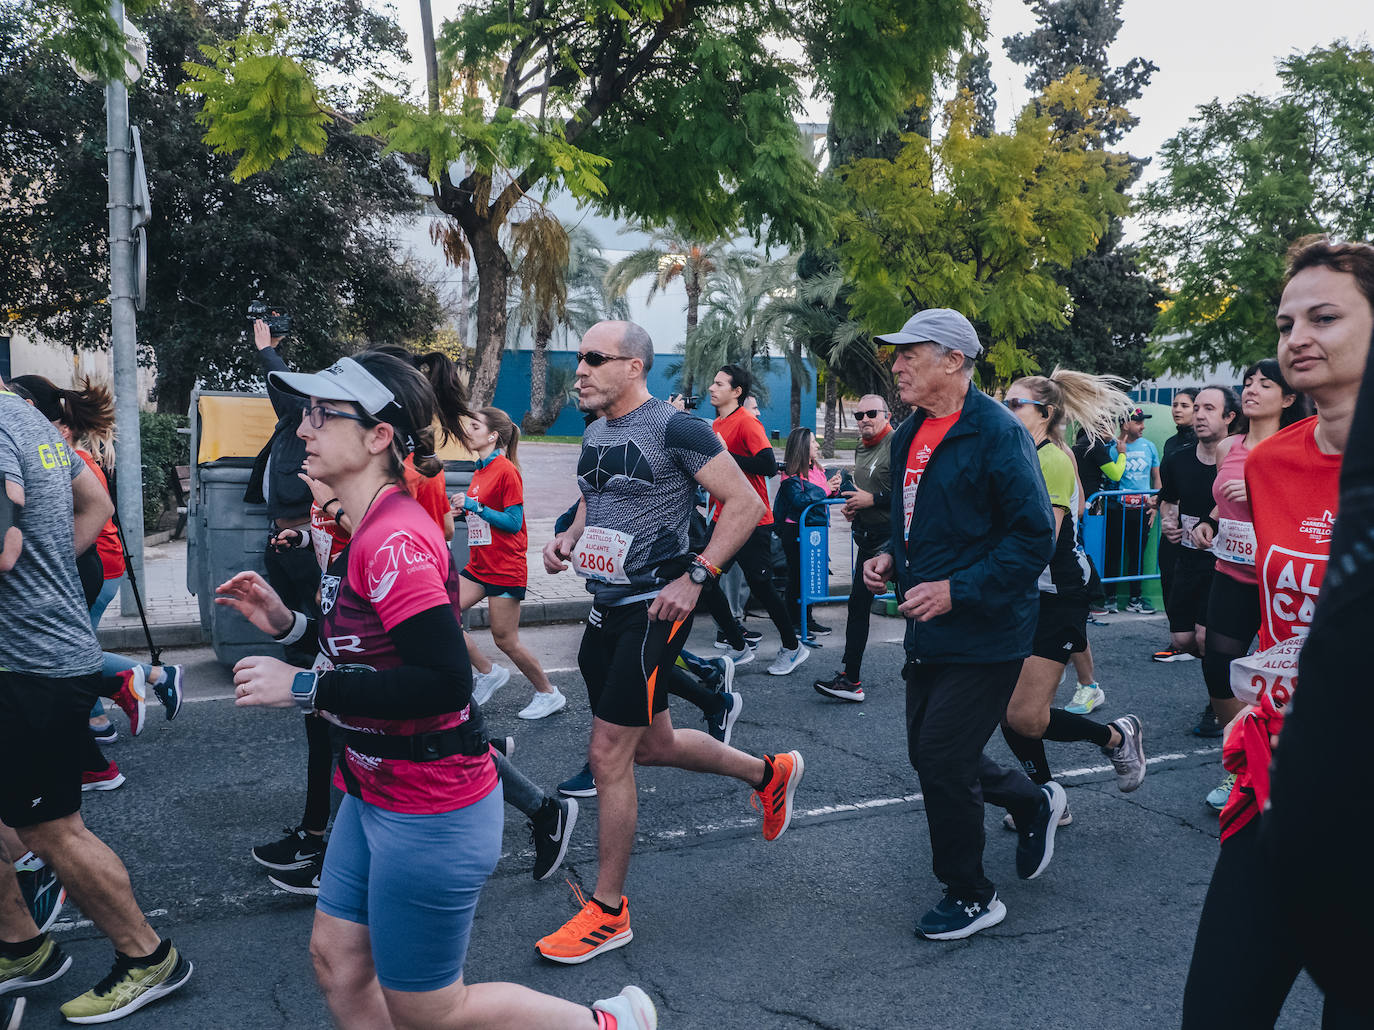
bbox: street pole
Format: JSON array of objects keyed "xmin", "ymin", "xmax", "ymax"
[{"xmin": 105, "ymin": 0, "xmax": 146, "ymax": 611}]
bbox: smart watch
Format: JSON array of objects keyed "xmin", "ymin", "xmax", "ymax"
[
  {"xmin": 291, "ymin": 670, "xmax": 319, "ymax": 712},
  {"xmin": 687, "ymin": 553, "xmax": 721, "ymax": 585}
]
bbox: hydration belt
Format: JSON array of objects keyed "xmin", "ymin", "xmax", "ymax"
[{"xmin": 342, "ymin": 722, "xmax": 488, "ymax": 762}]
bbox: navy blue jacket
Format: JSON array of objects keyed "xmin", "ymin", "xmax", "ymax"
[{"xmin": 885, "ymin": 383, "xmax": 1054, "ymax": 664}]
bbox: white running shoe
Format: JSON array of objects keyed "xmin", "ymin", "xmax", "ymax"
[
  {"xmin": 517, "ymin": 687, "xmax": 567, "ymax": 720},
  {"xmin": 767, "ymin": 644, "xmax": 810, "ymax": 676},
  {"xmin": 723, "ymin": 647, "xmax": 755, "ymax": 668},
  {"xmin": 592, "ymin": 986, "xmax": 657, "ymax": 1030},
  {"xmin": 471, "ymin": 664, "xmax": 510, "ymax": 706},
  {"xmin": 1065, "ymin": 684, "xmax": 1105, "ymax": 714}
]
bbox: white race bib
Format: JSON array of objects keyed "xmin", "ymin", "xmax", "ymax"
[
  {"xmin": 1180, "ymin": 513, "xmax": 1200, "ymax": 549},
  {"xmin": 1230, "ymin": 636, "xmax": 1303, "ymax": 709},
  {"xmin": 467, "ymin": 516, "xmax": 492, "ymax": 547},
  {"xmin": 572, "ymin": 526, "xmax": 634, "ymax": 585},
  {"xmin": 1213, "ymin": 517, "xmax": 1257, "ymax": 567}
]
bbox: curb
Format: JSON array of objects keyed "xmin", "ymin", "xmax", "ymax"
[{"xmin": 98, "ymin": 621, "xmax": 209, "ymax": 650}]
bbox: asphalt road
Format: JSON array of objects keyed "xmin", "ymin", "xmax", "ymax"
[{"xmin": 20, "ymin": 611, "xmax": 1322, "ymax": 1028}]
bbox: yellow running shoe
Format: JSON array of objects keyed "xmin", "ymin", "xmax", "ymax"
[{"xmin": 60, "ymin": 942, "xmax": 192, "ymax": 1024}]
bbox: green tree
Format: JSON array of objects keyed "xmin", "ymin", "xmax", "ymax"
[
  {"xmin": 176, "ymin": 0, "xmax": 984, "ymax": 405},
  {"xmin": 509, "ymin": 217, "xmax": 626, "ymax": 432},
  {"xmin": 1002, "ymin": 0, "xmax": 1162, "ymax": 381},
  {"xmin": 0, "ymin": 0, "xmax": 443, "ymax": 411},
  {"xmin": 835, "ymin": 72, "xmax": 1133, "ymax": 389},
  {"xmin": 1139, "ymin": 42, "xmax": 1374, "ymax": 374},
  {"xmin": 680, "ymin": 250, "xmax": 796, "ymax": 397}
]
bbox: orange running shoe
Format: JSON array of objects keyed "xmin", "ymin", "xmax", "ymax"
[
  {"xmin": 536, "ymin": 883, "xmax": 632, "ymax": 964},
  {"xmin": 752, "ymin": 750, "xmax": 804, "ymax": 841}
]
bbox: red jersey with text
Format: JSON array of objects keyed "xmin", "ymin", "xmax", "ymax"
[
  {"xmin": 710, "ymin": 405, "xmax": 773, "ymax": 526},
  {"xmin": 78, "ymin": 450, "xmax": 125, "ymax": 580},
  {"xmin": 463, "ymin": 453, "xmax": 527, "ymax": 587},
  {"xmin": 308, "ymin": 455, "xmax": 447, "ymax": 571},
  {"xmin": 1244, "ymin": 418, "xmax": 1341, "ymax": 650},
  {"xmin": 902, "ymin": 410, "xmax": 961, "ymax": 536},
  {"xmin": 319, "ymin": 487, "xmax": 497, "ymax": 814}
]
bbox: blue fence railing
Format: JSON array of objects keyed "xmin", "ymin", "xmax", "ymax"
[
  {"xmin": 1082, "ymin": 488, "xmax": 1161, "ymax": 587},
  {"xmin": 796, "ymin": 498, "xmax": 895, "ymax": 642}
]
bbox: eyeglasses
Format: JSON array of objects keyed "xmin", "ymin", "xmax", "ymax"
[
  {"xmin": 1005, "ymin": 398, "xmax": 1048, "ymax": 414},
  {"xmin": 854, "ymin": 409, "xmax": 888, "ymax": 420},
  {"xmin": 578, "ymin": 350, "xmax": 634, "ymax": 368},
  {"xmin": 303, "ymin": 404, "xmax": 368, "ymax": 430}
]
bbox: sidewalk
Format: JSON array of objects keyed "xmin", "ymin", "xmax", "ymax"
[{"xmin": 96, "ymin": 518, "xmax": 862, "ymax": 650}]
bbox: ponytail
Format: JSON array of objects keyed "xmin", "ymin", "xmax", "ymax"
[
  {"xmin": 10, "ymin": 374, "xmax": 116, "ymax": 467},
  {"xmin": 479, "ymin": 407, "xmax": 521, "ymax": 471},
  {"xmin": 416, "ymin": 351, "xmax": 475, "ymax": 444},
  {"xmin": 1014, "ymin": 368, "xmax": 1134, "ymax": 443}
]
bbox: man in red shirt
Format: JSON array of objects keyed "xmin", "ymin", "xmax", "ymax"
[{"xmin": 707, "ymin": 364, "xmax": 809, "ymax": 676}]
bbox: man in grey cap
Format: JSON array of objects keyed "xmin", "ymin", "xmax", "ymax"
[{"xmin": 861, "ymin": 309, "xmax": 1064, "ymax": 940}]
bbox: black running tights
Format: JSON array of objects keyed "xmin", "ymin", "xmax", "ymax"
[{"xmin": 1001, "ymin": 710, "xmax": 1112, "ymax": 785}]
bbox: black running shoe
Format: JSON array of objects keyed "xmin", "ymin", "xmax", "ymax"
[
  {"xmin": 1, "ymin": 996, "xmax": 23, "ymax": 1030},
  {"xmin": 813, "ymin": 672, "xmax": 864, "ymax": 703},
  {"xmin": 805, "ymin": 617, "xmax": 832, "ymax": 636},
  {"xmin": 1016, "ymin": 782, "xmax": 1067, "ymax": 880},
  {"xmin": 915, "ymin": 893, "xmax": 1006, "ymax": 941},
  {"xmin": 530, "ymin": 798, "xmax": 578, "ymax": 882},
  {"xmin": 252, "ymin": 827, "xmax": 325, "ymax": 871},
  {"xmin": 557, "ymin": 763, "xmax": 598, "ymax": 798},
  {"xmin": 15, "ymin": 860, "xmax": 65, "ymax": 935},
  {"xmin": 153, "ymin": 665, "xmax": 183, "ymax": 721},
  {"xmin": 715, "ymin": 629, "xmax": 762, "ymax": 650},
  {"xmin": 89, "ymin": 722, "xmax": 118, "ymax": 745},
  {"xmin": 268, "ymin": 856, "xmax": 323, "ymax": 896},
  {"xmin": 1193, "ymin": 707, "xmax": 1222, "ymax": 738}
]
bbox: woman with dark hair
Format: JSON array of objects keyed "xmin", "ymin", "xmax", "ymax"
[
  {"xmin": 772, "ymin": 428, "xmax": 836, "ymax": 642},
  {"xmin": 455, "ymin": 407, "xmax": 564, "ymax": 720},
  {"xmin": 218, "ymin": 351, "xmax": 655, "ymax": 1030},
  {"xmin": 1189, "ymin": 360, "xmax": 1306, "ymax": 809},
  {"xmin": 1181, "ymin": 234, "xmax": 1372, "ymax": 1028}
]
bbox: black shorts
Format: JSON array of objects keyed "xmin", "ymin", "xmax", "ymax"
[
  {"xmin": 1030, "ymin": 597, "xmax": 1088, "ymax": 664},
  {"xmin": 578, "ymin": 601, "xmax": 692, "ymax": 727},
  {"xmin": 1205, "ymin": 570, "xmax": 1261, "ymax": 645},
  {"xmin": 0, "ymin": 670, "xmax": 102, "ymax": 828},
  {"xmin": 459, "ymin": 568, "xmax": 527, "ymax": 601},
  {"xmin": 1167, "ymin": 556, "xmax": 1215, "ymax": 633}
]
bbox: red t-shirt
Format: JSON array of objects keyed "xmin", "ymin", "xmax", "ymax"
[
  {"xmin": 901, "ymin": 410, "xmax": 961, "ymax": 535},
  {"xmin": 463, "ymin": 454, "xmax": 528, "ymax": 588},
  {"xmin": 1245, "ymin": 417, "xmax": 1341, "ymax": 650},
  {"xmin": 711, "ymin": 405, "xmax": 773, "ymax": 526},
  {"xmin": 308, "ymin": 455, "xmax": 449, "ymax": 571},
  {"xmin": 319, "ymin": 487, "xmax": 498, "ymax": 815},
  {"xmin": 78, "ymin": 450, "xmax": 125, "ymax": 580}
]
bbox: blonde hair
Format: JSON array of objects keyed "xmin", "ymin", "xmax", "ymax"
[{"xmin": 1013, "ymin": 367, "xmax": 1134, "ymax": 443}]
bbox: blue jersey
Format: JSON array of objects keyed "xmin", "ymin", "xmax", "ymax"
[{"xmin": 1111, "ymin": 437, "xmax": 1159, "ymax": 494}]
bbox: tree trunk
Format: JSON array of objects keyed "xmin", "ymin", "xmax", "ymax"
[
  {"xmin": 467, "ymin": 223, "xmax": 512, "ymax": 407},
  {"xmin": 683, "ymin": 281, "xmax": 699, "ymax": 395},
  {"xmin": 524, "ymin": 312, "xmax": 554, "ymax": 434},
  {"xmin": 822, "ymin": 372, "xmax": 838, "ymax": 458},
  {"xmin": 789, "ymin": 337, "xmax": 802, "ymax": 430},
  {"xmin": 417, "ymin": 0, "xmax": 440, "ymax": 114}
]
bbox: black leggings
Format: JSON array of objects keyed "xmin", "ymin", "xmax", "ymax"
[
  {"xmin": 725, "ymin": 526, "xmax": 799, "ymax": 650},
  {"xmin": 1183, "ymin": 818, "xmax": 1362, "ymax": 1028},
  {"xmin": 301, "ymin": 713, "xmax": 337, "ymax": 833},
  {"xmin": 1201, "ymin": 571, "xmax": 1260, "ymax": 702}
]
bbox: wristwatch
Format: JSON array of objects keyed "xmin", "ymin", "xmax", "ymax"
[
  {"xmin": 291, "ymin": 670, "xmax": 319, "ymax": 712},
  {"xmin": 687, "ymin": 553, "xmax": 721, "ymax": 585}
]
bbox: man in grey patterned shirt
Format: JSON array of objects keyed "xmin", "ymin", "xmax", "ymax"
[
  {"xmin": 535, "ymin": 321, "xmax": 805, "ymax": 965},
  {"xmin": 0, "ymin": 379, "xmax": 192, "ymax": 1021}
]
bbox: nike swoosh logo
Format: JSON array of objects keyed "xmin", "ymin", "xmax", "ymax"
[
  {"xmin": 294, "ymin": 850, "xmax": 316, "ymax": 862},
  {"xmin": 550, "ymin": 816, "xmax": 565, "ymax": 843}
]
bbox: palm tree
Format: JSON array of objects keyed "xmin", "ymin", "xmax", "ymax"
[
  {"xmin": 604, "ymin": 223, "xmax": 730, "ymax": 393},
  {"xmin": 509, "ymin": 215, "xmax": 625, "ymax": 432}
]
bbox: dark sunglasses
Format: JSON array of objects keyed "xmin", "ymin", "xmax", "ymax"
[
  {"xmin": 578, "ymin": 350, "xmax": 634, "ymax": 368},
  {"xmin": 303, "ymin": 404, "xmax": 368, "ymax": 430},
  {"xmin": 1005, "ymin": 398, "xmax": 1048, "ymax": 415},
  {"xmin": 854, "ymin": 409, "xmax": 888, "ymax": 420}
]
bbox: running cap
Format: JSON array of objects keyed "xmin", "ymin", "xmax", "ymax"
[
  {"xmin": 269, "ymin": 357, "xmax": 417, "ymax": 454},
  {"xmin": 874, "ymin": 308, "xmax": 983, "ymax": 359},
  {"xmin": 1125, "ymin": 407, "xmax": 1152, "ymax": 421}
]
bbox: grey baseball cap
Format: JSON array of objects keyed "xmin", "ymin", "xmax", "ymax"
[{"xmin": 874, "ymin": 308, "xmax": 983, "ymax": 359}]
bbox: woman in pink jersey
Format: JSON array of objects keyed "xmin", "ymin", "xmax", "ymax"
[
  {"xmin": 217, "ymin": 352, "xmax": 655, "ymax": 1030},
  {"xmin": 1182, "ymin": 235, "xmax": 1372, "ymax": 1029},
  {"xmin": 1189, "ymin": 358, "xmax": 1306, "ymax": 810}
]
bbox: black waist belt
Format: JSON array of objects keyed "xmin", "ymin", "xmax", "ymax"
[{"xmin": 343, "ymin": 724, "xmax": 486, "ymax": 762}]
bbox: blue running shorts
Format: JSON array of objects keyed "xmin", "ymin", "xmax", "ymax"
[{"xmin": 317, "ymin": 786, "xmax": 503, "ymax": 991}]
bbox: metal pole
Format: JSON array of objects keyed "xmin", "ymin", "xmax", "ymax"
[{"xmin": 105, "ymin": 0, "xmax": 146, "ymax": 611}]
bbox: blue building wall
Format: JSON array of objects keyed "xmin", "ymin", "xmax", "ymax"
[{"xmin": 490, "ymin": 350, "xmax": 816, "ymax": 439}]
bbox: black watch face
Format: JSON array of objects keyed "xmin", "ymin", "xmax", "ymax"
[{"xmin": 689, "ymin": 565, "xmax": 709, "ymax": 584}]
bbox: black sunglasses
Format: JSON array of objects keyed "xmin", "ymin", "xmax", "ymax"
[
  {"xmin": 854, "ymin": 409, "xmax": 888, "ymax": 420},
  {"xmin": 303, "ymin": 404, "xmax": 368, "ymax": 430},
  {"xmin": 578, "ymin": 350, "xmax": 634, "ymax": 368},
  {"xmin": 1005, "ymin": 398, "xmax": 1048, "ymax": 414}
]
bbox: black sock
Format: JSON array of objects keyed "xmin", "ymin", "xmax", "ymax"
[
  {"xmin": 1000, "ymin": 726, "xmax": 1053, "ymax": 785},
  {"xmin": 119, "ymin": 938, "xmax": 171, "ymax": 966},
  {"xmin": 1044, "ymin": 708, "xmax": 1113, "ymax": 748},
  {"xmin": 594, "ymin": 896, "xmax": 623, "ymax": 917},
  {"xmin": 0, "ymin": 934, "xmax": 44, "ymax": 959},
  {"xmin": 755, "ymin": 757, "xmax": 775, "ymax": 792}
]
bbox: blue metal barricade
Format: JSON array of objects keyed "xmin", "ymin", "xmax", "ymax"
[
  {"xmin": 797, "ymin": 497, "xmax": 895, "ymax": 642},
  {"xmin": 1083, "ymin": 488, "xmax": 1161, "ymax": 588}
]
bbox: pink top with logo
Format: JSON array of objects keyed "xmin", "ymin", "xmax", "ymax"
[
  {"xmin": 1211, "ymin": 435, "xmax": 1257, "ymax": 585},
  {"xmin": 318, "ymin": 487, "xmax": 497, "ymax": 815}
]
